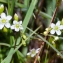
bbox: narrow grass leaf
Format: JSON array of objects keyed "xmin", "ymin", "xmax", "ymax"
[{"xmin": 22, "ymin": 0, "xmax": 38, "ymax": 33}]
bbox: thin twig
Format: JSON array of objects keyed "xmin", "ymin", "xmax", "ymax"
[
  {"xmin": 50, "ymin": 0, "xmax": 62, "ymax": 24},
  {"xmin": 50, "ymin": 6, "xmax": 58, "ymax": 23}
]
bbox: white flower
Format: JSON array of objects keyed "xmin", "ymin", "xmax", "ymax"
[
  {"xmin": 50, "ymin": 21, "xmax": 63, "ymax": 35},
  {"xmin": 0, "ymin": 13, "xmax": 12, "ymax": 29},
  {"xmin": 27, "ymin": 48, "xmax": 40, "ymax": 57},
  {"xmin": 11, "ymin": 20, "xmax": 23, "ymax": 32},
  {"xmin": 30, "ymin": 49, "xmax": 37, "ymax": 57}
]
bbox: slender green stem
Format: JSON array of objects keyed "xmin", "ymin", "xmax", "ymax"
[
  {"xmin": 0, "ymin": 43, "xmax": 10, "ymax": 47},
  {"xmin": 26, "ymin": 25, "xmax": 42, "ymax": 41}
]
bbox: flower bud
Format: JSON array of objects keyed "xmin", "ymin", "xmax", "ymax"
[
  {"xmin": 54, "ymin": 36, "xmax": 59, "ymax": 40},
  {"xmin": 22, "ymin": 39, "xmax": 26, "ymax": 46},
  {"xmin": 61, "ymin": 18, "xmax": 63, "ymax": 25},
  {"xmin": 43, "ymin": 31, "xmax": 48, "ymax": 36},
  {"xmin": 0, "ymin": 4, "xmax": 4, "ymax": 14},
  {"xmin": 14, "ymin": 13, "xmax": 18, "ymax": 21},
  {"xmin": 22, "ymin": 34, "xmax": 27, "ymax": 39},
  {"xmin": 3, "ymin": 27, "xmax": 8, "ymax": 33}
]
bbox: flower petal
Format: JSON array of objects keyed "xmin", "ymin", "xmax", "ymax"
[
  {"xmin": 20, "ymin": 26, "xmax": 23, "ymax": 30},
  {"xmin": 0, "ymin": 24, "xmax": 4, "ymax": 29},
  {"xmin": 50, "ymin": 29, "xmax": 55, "ymax": 34},
  {"xmin": 7, "ymin": 15, "xmax": 12, "ymax": 21},
  {"xmin": 11, "ymin": 25, "xmax": 15, "ymax": 29},
  {"xmin": 13, "ymin": 20, "xmax": 18, "ymax": 24},
  {"xmin": 0, "ymin": 18, "xmax": 2, "ymax": 23},
  {"xmin": 36, "ymin": 48, "xmax": 40, "ymax": 53},
  {"xmin": 50, "ymin": 23, "xmax": 55, "ymax": 28},
  {"xmin": 30, "ymin": 49, "xmax": 35, "ymax": 52},
  {"xmin": 56, "ymin": 21, "xmax": 60, "ymax": 26},
  {"xmin": 15, "ymin": 28, "xmax": 19, "ymax": 32},
  {"xmin": 0, "ymin": 4, "xmax": 4, "ymax": 8},
  {"xmin": 19, "ymin": 21, "xmax": 22, "ymax": 24},
  {"xmin": 27, "ymin": 52, "xmax": 31, "ymax": 56},
  {"xmin": 31, "ymin": 54, "xmax": 36, "ymax": 57},
  {"xmin": 56, "ymin": 30, "xmax": 61, "ymax": 35},
  {"xmin": 59, "ymin": 25, "xmax": 63, "ymax": 29},
  {"xmin": 5, "ymin": 23, "xmax": 10, "ymax": 28},
  {"xmin": 1, "ymin": 13, "xmax": 6, "ymax": 19}
]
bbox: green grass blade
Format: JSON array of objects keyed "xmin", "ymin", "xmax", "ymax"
[
  {"xmin": 40, "ymin": 11, "xmax": 52, "ymax": 19},
  {"xmin": 24, "ymin": 0, "xmax": 30, "ymax": 8},
  {"xmin": 0, "ymin": 0, "xmax": 25, "ymax": 8},
  {"xmin": 22, "ymin": 0, "xmax": 38, "ymax": 33}
]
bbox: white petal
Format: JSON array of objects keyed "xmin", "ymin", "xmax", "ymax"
[
  {"xmin": 36, "ymin": 48, "xmax": 40, "ymax": 51},
  {"xmin": 1, "ymin": 13, "xmax": 6, "ymax": 19},
  {"xmin": 36, "ymin": 50, "xmax": 39, "ymax": 53},
  {"xmin": 36, "ymin": 48, "xmax": 40, "ymax": 53},
  {"xmin": 30, "ymin": 49, "xmax": 35, "ymax": 52},
  {"xmin": 50, "ymin": 23, "xmax": 55, "ymax": 28},
  {"xmin": 11, "ymin": 25, "xmax": 15, "ymax": 29},
  {"xmin": 56, "ymin": 21, "xmax": 60, "ymax": 26},
  {"xmin": 56, "ymin": 30, "xmax": 61, "ymax": 35},
  {"xmin": 50, "ymin": 29, "xmax": 55, "ymax": 34},
  {"xmin": 31, "ymin": 54, "xmax": 36, "ymax": 57},
  {"xmin": 15, "ymin": 28, "xmax": 19, "ymax": 32},
  {"xmin": 27, "ymin": 52, "xmax": 31, "ymax": 55},
  {"xmin": 0, "ymin": 24, "xmax": 4, "ymax": 29},
  {"xmin": 0, "ymin": 4, "xmax": 4, "ymax": 8},
  {"xmin": 6, "ymin": 15, "xmax": 12, "ymax": 20},
  {"xmin": 13, "ymin": 20, "xmax": 18, "ymax": 24},
  {"xmin": 20, "ymin": 26, "xmax": 23, "ymax": 30},
  {"xmin": 0, "ymin": 18, "xmax": 2, "ymax": 22},
  {"xmin": 19, "ymin": 21, "xmax": 22, "ymax": 24},
  {"xmin": 59, "ymin": 25, "xmax": 63, "ymax": 29},
  {"xmin": 5, "ymin": 23, "xmax": 10, "ymax": 28}
]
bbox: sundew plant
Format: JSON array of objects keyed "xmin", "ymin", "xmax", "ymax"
[{"xmin": 0, "ymin": 0, "xmax": 63, "ymax": 63}]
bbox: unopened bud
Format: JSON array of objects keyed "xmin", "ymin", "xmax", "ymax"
[
  {"xmin": 54, "ymin": 36, "xmax": 59, "ymax": 40},
  {"xmin": 22, "ymin": 34, "xmax": 27, "ymax": 39},
  {"xmin": 61, "ymin": 18, "xmax": 63, "ymax": 25},
  {"xmin": 22, "ymin": 39, "xmax": 26, "ymax": 46},
  {"xmin": 43, "ymin": 31, "xmax": 48, "ymax": 36},
  {"xmin": 14, "ymin": 13, "xmax": 18, "ymax": 21},
  {"xmin": 0, "ymin": 4, "xmax": 4, "ymax": 14},
  {"xmin": 46, "ymin": 28, "xmax": 49, "ymax": 31},
  {"xmin": 3, "ymin": 27, "xmax": 8, "ymax": 33}
]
